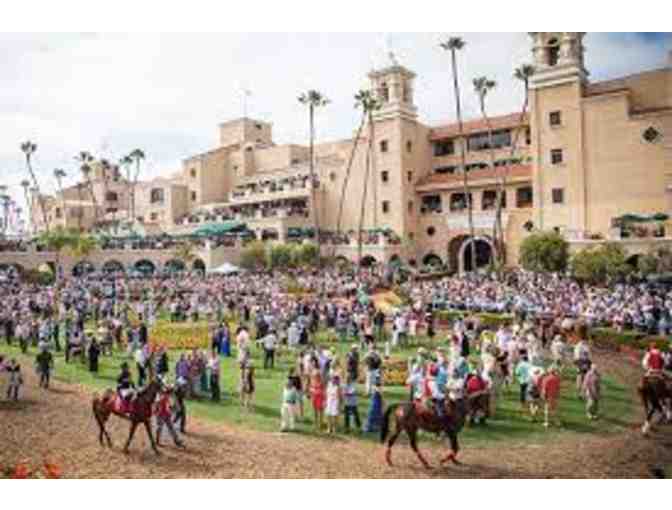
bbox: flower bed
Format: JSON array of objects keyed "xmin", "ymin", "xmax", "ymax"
[{"xmin": 149, "ymin": 321, "xmax": 211, "ymax": 351}]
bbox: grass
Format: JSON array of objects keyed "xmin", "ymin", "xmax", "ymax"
[{"xmin": 0, "ymin": 320, "xmax": 636, "ymax": 448}]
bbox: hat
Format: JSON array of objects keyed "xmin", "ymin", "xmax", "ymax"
[{"xmin": 351, "ymin": 344, "xmax": 359, "ymax": 350}]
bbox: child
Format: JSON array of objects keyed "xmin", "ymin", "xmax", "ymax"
[
  {"xmin": 343, "ymin": 375, "xmax": 361, "ymax": 432},
  {"xmin": 325, "ymin": 374, "xmax": 342, "ymax": 434},
  {"xmin": 280, "ymin": 378, "xmax": 298, "ymax": 432},
  {"xmin": 6, "ymin": 359, "xmax": 23, "ymax": 401}
]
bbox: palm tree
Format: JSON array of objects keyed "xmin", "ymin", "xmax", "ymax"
[
  {"xmin": 298, "ymin": 90, "xmax": 329, "ymax": 266},
  {"xmin": 353, "ymin": 90, "xmax": 383, "ymax": 266},
  {"xmin": 128, "ymin": 149, "xmax": 145, "ymax": 224},
  {"xmin": 440, "ymin": 36, "xmax": 476, "ymax": 273},
  {"xmin": 473, "ymin": 76, "xmax": 499, "ymax": 268},
  {"xmin": 53, "ymin": 168, "xmax": 67, "ymax": 227},
  {"xmin": 119, "ymin": 154, "xmax": 133, "ymax": 223},
  {"xmin": 76, "ymin": 151, "xmax": 98, "ymax": 228},
  {"xmin": 38, "ymin": 226, "xmax": 75, "ymax": 280},
  {"xmin": 20, "ymin": 141, "xmax": 50, "ymax": 233},
  {"xmin": 20, "ymin": 179, "xmax": 33, "ymax": 234}
]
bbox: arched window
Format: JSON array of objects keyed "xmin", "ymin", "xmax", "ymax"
[
  {"xmin": 548, "ymin": 38, "xmax": 560, "ymax": 66},
  {"xmin": 380, "ymin": 82, "xmax": 390, "ymax": 102},
  {"xmin": 105, "ymin": 191, "xmax": 118, "ymax": 202},
  {"xmin": 150, "ymin": 188, "xmax": 165, "ymax": 204}
]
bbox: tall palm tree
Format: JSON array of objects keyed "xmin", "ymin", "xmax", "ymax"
[
  {"xmin": 298, "ymin": 90, "xmax": 329, "ymax": 266},
  {"xmin": 53, "ymin": 168, "xmax": 67, "ymax": 227},
  {"xmin": 119, "ymin": 154, "xmax": 134, "ymax": 223},
  {"xmin": 20, "ymin": 141, "xmax": 50, "ymax": 233},
  {"xmin": 473, "ymin": 76, "xmax": 499, "ymax": 269},
  {"xmin": 76, "ymin": 151, "xmax": 98, "ymax": 228},
  {"xmin": 20, "ymin": 179, "xmax": 33, "ymax": 234},
  {"xmin": 353, "ymin": 90, "xmax": 383, "ymax": 266},
  {"xmin": 0, "ymin": 186, "xmax": 10, "ymax": 236},
  {"xmin": 128, "ymin": 149, "xmax": 145, "ymax": 224},
  {"xmin": 440, "ymin": 36, "xmax": 476, "ymax": 273}
]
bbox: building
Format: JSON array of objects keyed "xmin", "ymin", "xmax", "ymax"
[{"xmin": 24, "ymin": 32, "xmax": 672, "ymax": 273}]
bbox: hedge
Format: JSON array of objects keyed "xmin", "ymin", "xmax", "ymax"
[{"xmin": 589, "ymin": 327, "xmax": 669, "ymax": 352}]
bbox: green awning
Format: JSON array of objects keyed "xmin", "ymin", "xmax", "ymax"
[
  {"xmin": 287, "ymin": 227, "xmax": 315, "ymax": 238},
  {"xmin": 615, "ymin": 213, "xmax": 669, "ymax": 224},
  {"xmin": 193, "ymin": 221, "xmax": 246, "ymax": 237}
]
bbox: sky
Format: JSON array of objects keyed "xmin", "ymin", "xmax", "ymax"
[{"xmin": 0, "ymin": 32, "xmax": 670, "ymax": 211}]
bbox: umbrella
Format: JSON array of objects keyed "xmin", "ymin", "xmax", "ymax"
[{"xmin": 209, "ymin": 262, "xmax": 242, "ymax": 275}]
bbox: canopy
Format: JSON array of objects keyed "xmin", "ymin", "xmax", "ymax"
[
  {"xmin": 287, "ymin": 227, "xmax": 315, "ymax": 238},
  {"xmin": 193, "ymin": 221, "xmax": 246, "ymax": 237},
  {"xmin": 209, "ymin": 262, "xmax": 242, "ymax": 275}
]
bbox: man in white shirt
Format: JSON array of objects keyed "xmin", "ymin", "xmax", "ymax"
[{"xmin": 262, "ymin": 330, "xmax": 277, "ymax": 369}]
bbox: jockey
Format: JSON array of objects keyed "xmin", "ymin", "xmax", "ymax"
[
  {"xmin": 466, "ymin": 369, "xmax": 487, "ymax": 395},
  {"xmin": 406, "ymin": 362, "xmax": 424, "ymax": 401},
  {"xmin": 642, "ymin": 344, "xmax": 664, "ymax": 376},
  {"xmin": 427, "ymin": 364, "xmax": 447, "ymax": 421},
  {"xmin": 445, "ymin": 368, "xmax": 465, "ymax": 402},
  {"xmin": 117, "ymin": 362, "xmax": 136, "ymax": 402}
]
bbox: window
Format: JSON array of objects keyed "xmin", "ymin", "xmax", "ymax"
[
  {"xmin": 525, "ymin": 128, "xmax": 531, "ymax": 145},
  {"xmin": 381, "ymin": 171, "xmax": 389, "ymax": 183},
  {"xmin": 382, "ymin": 201, "xmax": 390, "ymax": 214},
  {"xmin": 407, "ymin": 201, "xmax": 414, "ymax": 214},
  {"xmin": 150, "ymin": 212, "xmax": 158, "ymax": 221},
  {"xmin": 406, "ymin": 141, "xmax": 413, "ymax": 153},
  {"xmin": 433, "ymin": 139, "xmax": 454, "ymax": 157},
  {"xmin": 255, "ymin": 123, "xmax": 263, "ymax": 130},
  {"xmin": 551, "ymin": 149, "xmax": 564, "ymax": 165},
  {"xmin": 105, "ymin": 191, "xmax": 118, "ymax": 202},
  {"xmin": 482, "ymin": 190, "xmax": 506, "ymax": 210},
  {"xmin": 552, "ymin": 188, "xmax": 564, "ymax": 204},
  {"xmin": 435, "ymin": 166, "xmax": 457, "ymax": 175},
  {"xmin": 548, "ymin": 38, "xmax": 560, "ymax": 67},
  {"xmin": 190, "ymin": 168, "xmax": 197, "ymax": 178},
  {"xmin": 408, "ymin": 233, "xmax": 415, "ymax": 241},
  {"xmin": 191, "ymin": 191, "xmax": 197, "ymax": 202},
  {"xmin": 380, "ymin": 140, "xmax": 389, "ymax": 153},
  {"xmin": 450, "ymin": 192, "xmax": 472, "ymax": 212},
  {"xmin": 329, "ymin": 172, "xmax": 337, "ymax": 182},
  {"xmin": 516, "ymin": 186, "xmax": 533, "ymax": 208},
  {"xmin": 421, "ymin": 195, "xmax": 443, "ymax": 214},
  {"xmin": 549, "ymin": 111, "xmax": 562, "ymax": 127},
  {"xmin": 643, "ymin": 126, "xmax": 662, "ymax": 144},
  {"xmin": 467, "ymin": 129, "xmax": 512, "ymax": 152},
  {"xmin": 150, "ymin": 188, "xmax": 165, "ymax": 204},
  {"xmin": 407, "ymin": 171, "xmax": 413, "ymax": 183},
  {"xmin": 427, "ymin": 226, "xmax": 436, "ymax": 237},
  {"xmin": 55, "ymin": 208, "xmax": 62, "ymax": 219},
  {"xmin": 380, "ymin": 83, "xmax": 389, "ymax": 102}
]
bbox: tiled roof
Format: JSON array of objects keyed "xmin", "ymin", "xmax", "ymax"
[
  {"xmin": 430, "ymin": 113, "xmax": 528, "ymax": 141},
  {"xmin": 416, "ymin": 164, "xmax": 532, "ymax": 190}
]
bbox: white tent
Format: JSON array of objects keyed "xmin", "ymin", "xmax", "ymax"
[{"xmin": 209, "ymin": 262, "xmax": 242, "ymax": 275}]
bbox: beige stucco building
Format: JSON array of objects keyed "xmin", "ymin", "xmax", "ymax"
[{"xmin": 22, "ymin": 32, "xmax": 672, "ymax": 274}]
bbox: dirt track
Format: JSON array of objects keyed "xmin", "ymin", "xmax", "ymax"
[{"xmin": 2, "ymin": 350, "xmax": 672, "ymax": 478}]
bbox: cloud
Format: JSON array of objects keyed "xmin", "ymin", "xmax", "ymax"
[{"xmin": 1, "ymin": 32, "xmax": 669, "ymax": 212}]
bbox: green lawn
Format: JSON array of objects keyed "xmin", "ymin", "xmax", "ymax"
[{"xmin": 0, "ymin": 324, "xmax": 636, "ymax": 448}]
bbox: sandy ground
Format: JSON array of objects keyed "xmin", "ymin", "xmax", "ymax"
[{"xmin": 2, "ymin": 350, "xmax": 672, "ymax": 479}]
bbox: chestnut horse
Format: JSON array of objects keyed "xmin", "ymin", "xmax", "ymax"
[
  {"xmin": 92, "ymin": 354, "xmax": 162, "ymax": 455},
  {"xmin": 638, "ymin": 374, "xmax": 672, "ymax": 435},
  {"xmin": 380, "ymin": 392, "xmax": 488, "ymax": 469}
]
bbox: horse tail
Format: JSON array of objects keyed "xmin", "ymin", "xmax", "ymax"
[{"xmin": 380, "ymin": 404, "xmax": 399, "ymax": 444}]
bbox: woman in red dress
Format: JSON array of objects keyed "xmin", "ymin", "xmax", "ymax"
[{"xmin": 310, "ymin": 367, "xmax": 325, "ymax": 432}]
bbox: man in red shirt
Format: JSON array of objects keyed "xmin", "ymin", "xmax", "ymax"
[
  {"xmin": 541, "ymin": 366, "xmax": 562, "ymax": 428},
  {"xmin": 644, "ymin": 344, "xmax": 664, "ymax": 375},
  {"xmin": 155, "ymin": 386, "xmax": 185, "ymax": 448}
]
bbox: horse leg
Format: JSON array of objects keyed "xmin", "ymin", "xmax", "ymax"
[
  {"xmin": 95, "ymin": 413, "xmax": 105, "ymax": 446},
  {"xmin": 124, "ymin": 421, "xmax": 138, "ymax": 454},
  {"xmin": 408, "ymin": 428, "xmax": 431, "ymax": 470},
  {"xmin": 441, "ymin": 431, "xmax": 461, "ymax": 466},
  {"xmin": 385, "ymin": 425, "xmax": 401, "ymax": 467},
  {"xmin": 544, "ymin": 401, "xmax": 550, "ymax": 428},
  {"xmin": 144, "ymin": 420, "xmax": 161, "ymax": 456}
]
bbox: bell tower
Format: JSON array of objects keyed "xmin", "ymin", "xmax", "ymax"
[
  {"xmin": 529, "ymin": 32, "xmax": 588, "ymax": 89},
  {"xmin": 368, "ymin": 53, "xmax": 418, "ymax": 121}
]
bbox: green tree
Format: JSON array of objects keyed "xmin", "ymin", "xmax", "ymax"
[
  {"xmin": 571, "ymin": 243, "xmax": 632, "ymax": 285},
  {"xmin": 240, "ymin": 240, "xmax": 267, "ymax": 271},
  {"xmin": 440, "ymin": 36, "xmax": 475, "ymax": 273},
  {"xmin": 298, "ymin": 90, "xmax": 329, "ymax": 266},
  {"xmin": 66, "ymin": 231, "xmax": 98, "ymax": 262},
  {"xmin": 173, "ymin": 242, "xmax": 197, "ymax": 266},
  {"xmin": 637, "ymin": 247, "xmax": 672, "ymax": 276},
  {"xmin": 269, "ymin": 243, "xmax": 293, "ymax": 269},
  {"xmin": 519, "ymin": 231, "xmax": 569, "ymax": 273}
]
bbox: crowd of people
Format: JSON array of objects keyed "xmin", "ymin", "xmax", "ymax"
[{"xmin": 0, "ymin": 266, "xmax": 671, "ymax": 444}]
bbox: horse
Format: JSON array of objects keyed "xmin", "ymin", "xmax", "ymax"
[
  {"xmin": 638, "ymin": 373, "xmax": 672, "ymax": 435},
  {"xmin": 92, "ymin": 354, "xmax": 162, "ymax": 455},
  {"xmin": 380, "ymin": 392, "xmax": 486, "ymax": 469}
]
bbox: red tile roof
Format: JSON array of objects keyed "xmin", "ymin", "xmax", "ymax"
[
  {"xmin": 430, "ymin": 113, "xmax": 528, "ymax": 141},
  {"xmin": 416, "ymin": 164, "xmax": 533, "ymax": 190}
]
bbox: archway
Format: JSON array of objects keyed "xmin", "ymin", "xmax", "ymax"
[
  {"xmin": 459, "ymin": 237, "xmax": 494, "ymax": 273},
  {"xmin": 72, "ymin": 260, "xmax": 95, "ymax": 277},
  {"xmin": 165, "ymin": 259, "xmax": 186, "ymax": 273},
  {"xmin": 422, "ymin": 253, "xmax": 443, "ymax": 268},
  {"xmin": 360, "ymin": 255, "xmax": 378, "ymax": 268},
  {"xmin": 102, "ymin": 259, "xmax": 125, "ymax": 275},
  {"xmin": 134, "ymin": 259, "xmax": 156, "ymax": 276},
  {"xmin": 192, "ymin": 258, "xmax": 206, "ymax": 273}
]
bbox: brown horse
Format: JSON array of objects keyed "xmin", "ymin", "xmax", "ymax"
[
  {"xmin": 92, "ymin": 355, "xmax": 163, "ymax": 455},
  {"xmin": 638, "ymin": 373, "xmax": 672, "ymax": 435},
  {"xmin": 380, "ymin": 392, "xmax": 488, "ymax": 469}
]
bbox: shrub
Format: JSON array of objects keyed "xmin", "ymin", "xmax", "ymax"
[
  {"xmin": 269, "ymin": 244, "xmax": 293, "ymax": 269},
  {"xmin": 571, "ymin": 243, "xmax": 632, "ymax": 285},
  {"xmin": 519, "ymin": 231, "xmax": 569, "ymax": 273},
  {"xmin": 240, "ymin": 241, "xmax": 267, "ymax": 270}
]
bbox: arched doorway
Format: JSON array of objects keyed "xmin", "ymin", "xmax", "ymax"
[
  {"xmin": 134, "ymin": 259, "xmax": 156, "ymax": 276},
  {"xmin": 360, "ymin": 255, "xmax": 378, "ymax": 268},
  {"xmin": 72, "ymin": 260, "xmax": 95, "ymax": 277},
  {"xmin": 422, "ymin": 253, "xmax": 443, "ymax": 268},
  {"xmin": 165, "ymin": 259, "xmax": 186, "ymax": 273},
  {"xmin": 192, "ymin": 259, "xmax": 206, "ymax": 273},
  {"xmin": 459, "ymin": 237, "xmax": 494, "ymax": 273},
  {"xmin": 102, "ymin": 260, "xmax": 125, "ymax": 275}
]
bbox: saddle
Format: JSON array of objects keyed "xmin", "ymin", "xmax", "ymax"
[{"xmin": 109, "ymin": 394, "xmax": 136, "ymax": 416}]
